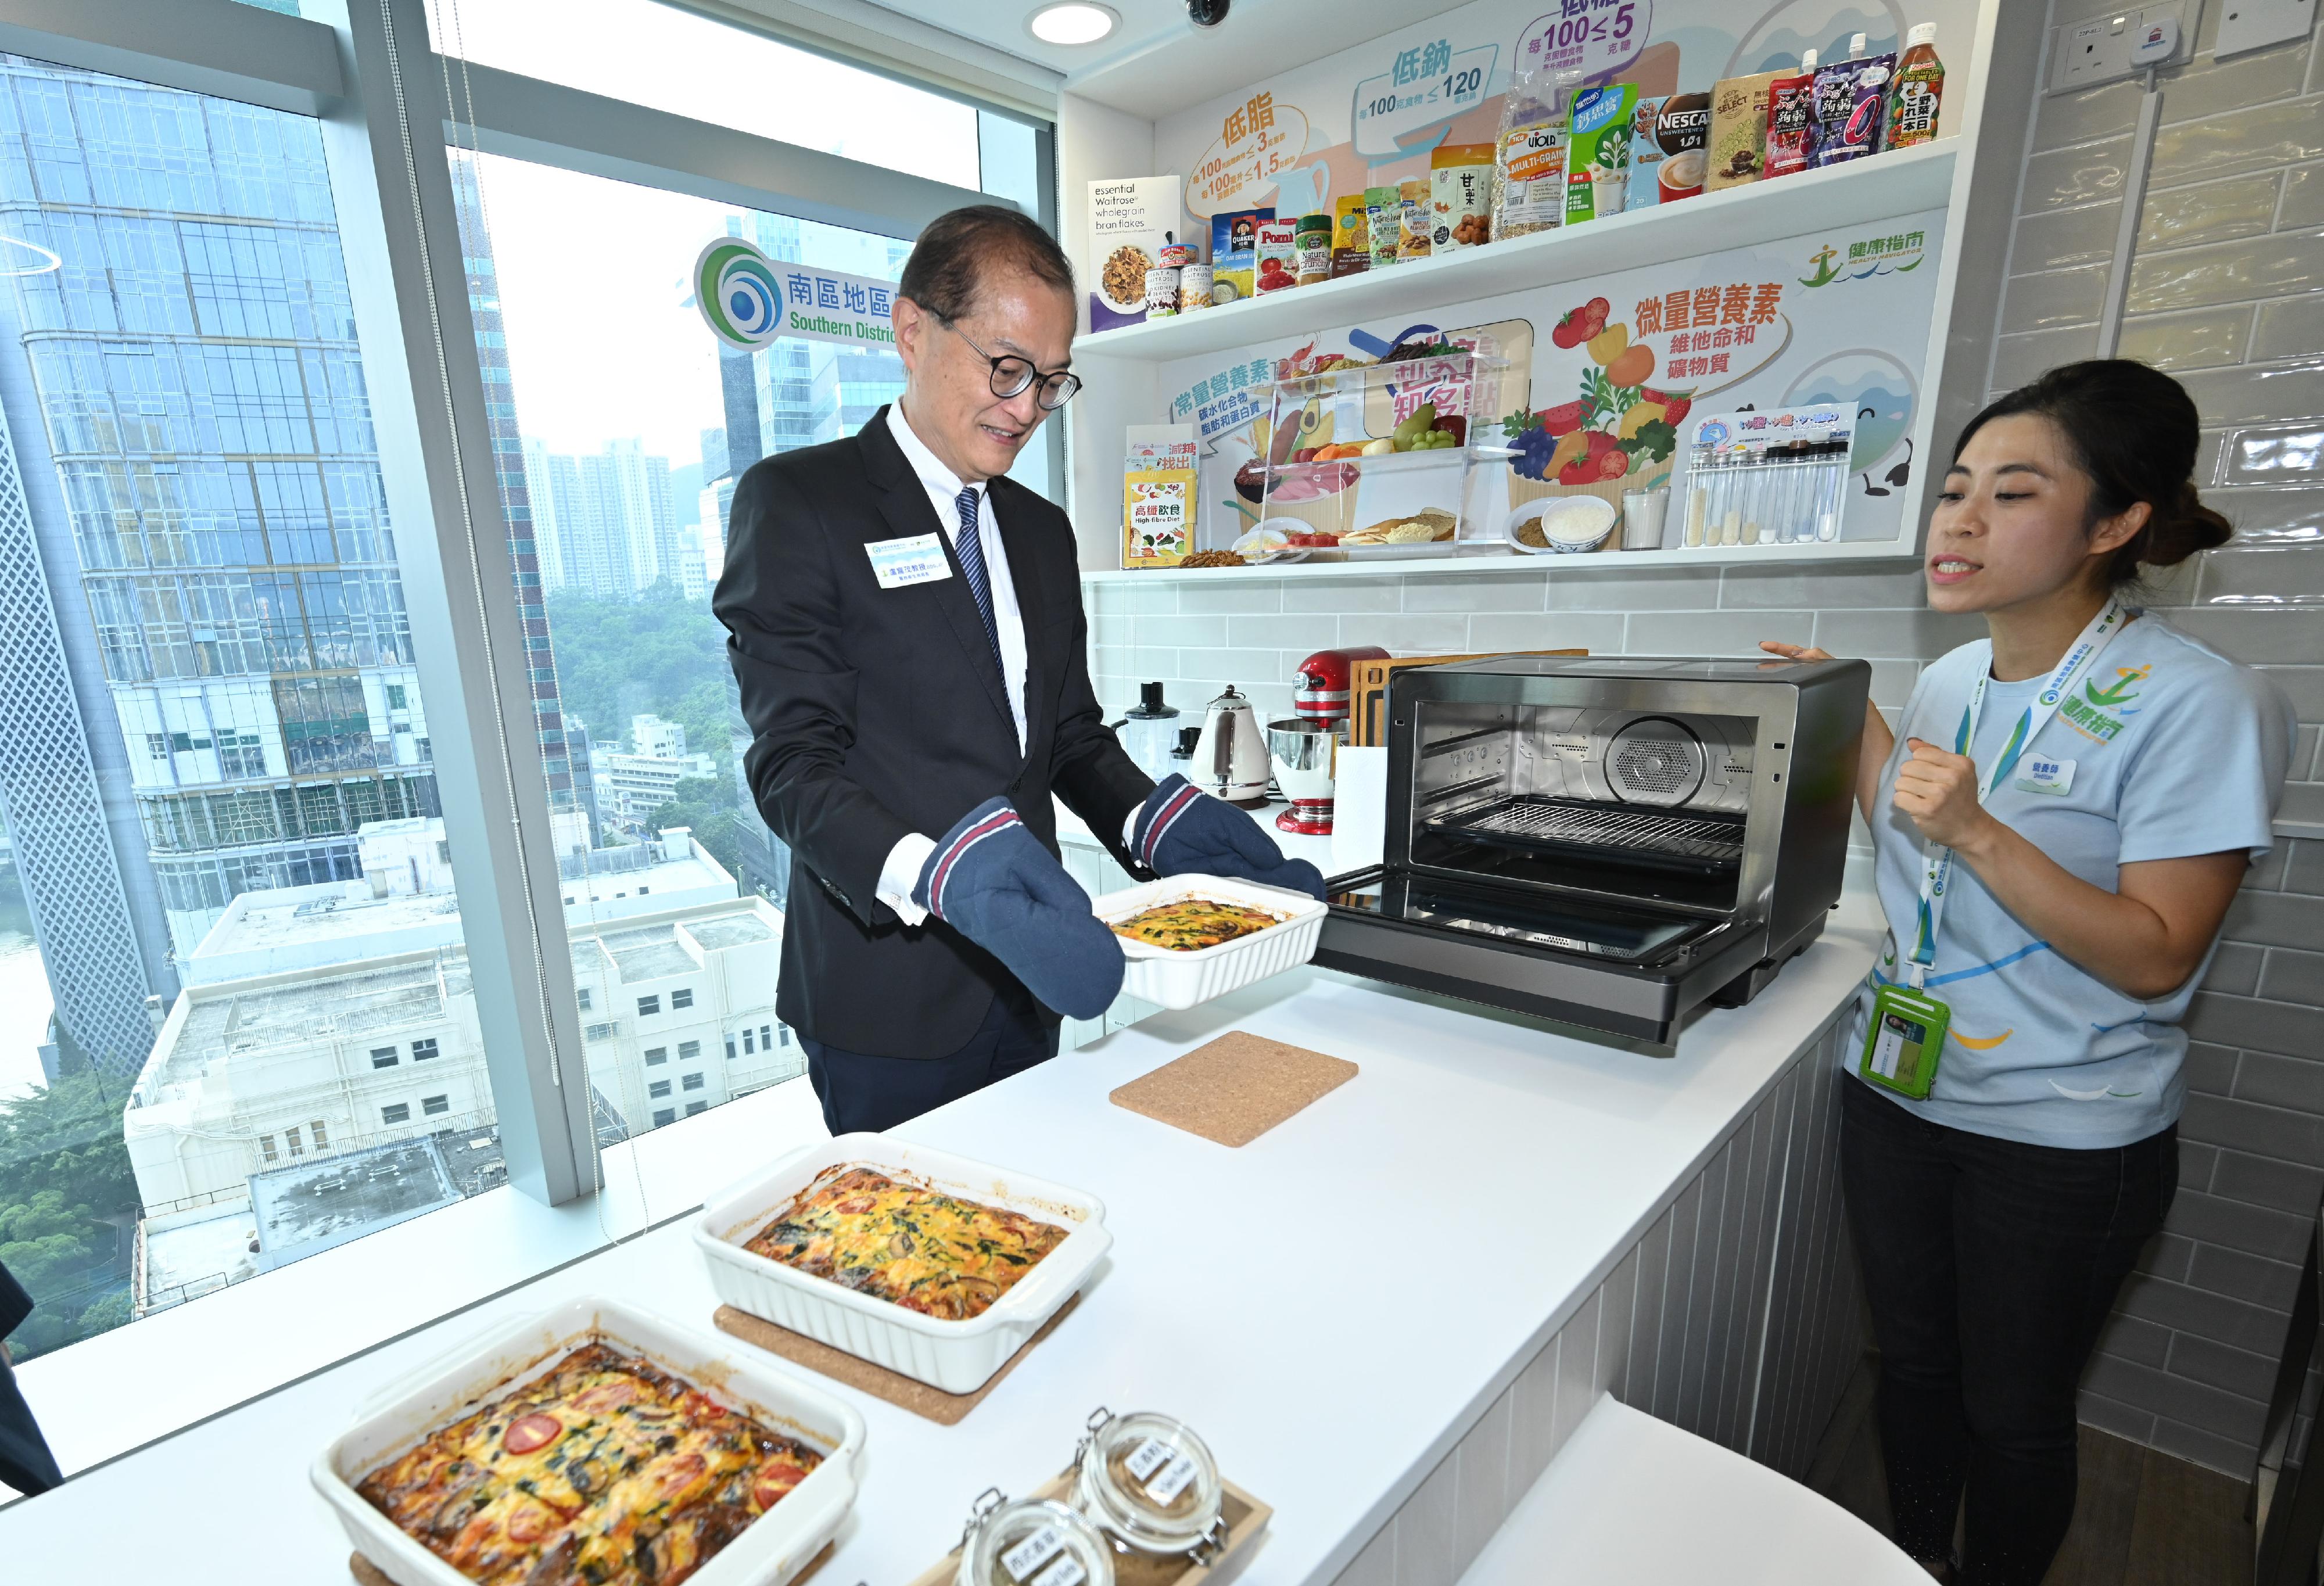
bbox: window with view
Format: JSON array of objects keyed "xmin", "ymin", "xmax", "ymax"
[{"xmin": 0, "ymin": 51, "xmax": 508, "ymax": 1366}]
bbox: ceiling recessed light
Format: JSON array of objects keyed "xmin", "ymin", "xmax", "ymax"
[{"xmin": 1028, "ymin": 2, "xmax": 1118, "ymax": 46}]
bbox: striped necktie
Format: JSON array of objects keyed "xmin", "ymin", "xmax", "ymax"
[{"xmin": 953, "ymin": 483, "xmax": 1006, "ymax": 681}]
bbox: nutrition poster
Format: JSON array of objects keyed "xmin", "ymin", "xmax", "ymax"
[
  {"xmin": 1127, "ymin": 0, "xmax": 1974, "ymax": 552},
  {"xmin": 1162, "ymin": 207, "xmax": 1946, "ymax": 551}
]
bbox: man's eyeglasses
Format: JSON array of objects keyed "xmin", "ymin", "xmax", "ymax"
[{"xmin": 945, "ymin": 318, "xmax": 1082, "ymax": 411}]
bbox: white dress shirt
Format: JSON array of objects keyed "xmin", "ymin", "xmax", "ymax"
[{"xmin": 875, "ymin": 400, "xmax": 1030, "ymax": 925}]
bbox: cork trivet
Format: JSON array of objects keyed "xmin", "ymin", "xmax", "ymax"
[
  {"xmin": 1109, "ymin": 1031, "xmax": 1357, "ymax": 1147},
  {"xmin": 712, "ymin": 1293, "xmax": 1080, "ymax": 1425},
  {"xmin": 353, "ymin": 1541, "xmax": 834, "ymax": 1586},
  {"xmin": 904, "ymin": 1471, "xmax": 1272, "ymax": 1586}
]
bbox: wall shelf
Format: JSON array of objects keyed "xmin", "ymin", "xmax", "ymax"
[
  {"xmin": 1072, "ymin": 143, "xmax": 1957, "ymax": 365},
  {"xmin": 1080, "ymin": 539, "xmax": 1923, "ymax": 584}
]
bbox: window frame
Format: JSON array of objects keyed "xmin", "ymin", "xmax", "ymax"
[{"xmin": 20, "ymin": 0, "xmax": 1055, "ymax": 1214}]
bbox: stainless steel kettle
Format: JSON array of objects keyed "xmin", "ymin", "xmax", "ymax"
[{"xmin": 1190, "ymin": 684, "xmax": 1272, "ymax": 805}]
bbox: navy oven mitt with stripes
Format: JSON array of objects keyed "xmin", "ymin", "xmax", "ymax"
[
  {"xmin": 913, "ymin": 798, "xmax": 1125, "ymax": 1020},
  {"xmin": 1133, "ymin": 774, "xmax": 1327, "ymax": 900}
]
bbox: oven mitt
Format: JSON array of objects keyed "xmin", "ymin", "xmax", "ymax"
[
  {"xmin": 1134, "ymin": 774, "xmax": 1328, "ymax": 900},
  {"xmin": 913, "ymin": 798, "xmax": 1124, "ymax": 1019}
]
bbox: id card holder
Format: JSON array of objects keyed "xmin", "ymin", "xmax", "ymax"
[{"xmin": 1858, "ymin": 981, "xmax": 1952, "ymax": 1100}]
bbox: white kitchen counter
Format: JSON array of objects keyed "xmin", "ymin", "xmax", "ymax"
[{"xmin": 0, "ymin": 869, "xmax": 1884, "ymax": 1585}]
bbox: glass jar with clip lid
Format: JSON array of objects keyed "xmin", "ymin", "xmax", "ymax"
[
  {"xmin": 955, "ymin": 1488, "xmax": 1116, "ymax": 1586},
  {"xmin": 1070, "ymin": 1406, "xmax": 1226, "ymax": 1562}
]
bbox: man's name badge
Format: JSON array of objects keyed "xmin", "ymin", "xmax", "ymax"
[
  {"xmin": 866, "ymin": 533, "xmax": 952, "ymax": 590},
  {"xmin": 2013, "ymin": 755, "xmax": 2075, "ymax": 796}
]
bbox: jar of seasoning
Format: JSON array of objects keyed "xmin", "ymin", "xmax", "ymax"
[
  {"xmin": 1071, "ymin": 1408, "xmax": 1225, "ymax": 1559},
  {"xmin": 956, "ymin": 1493, "xmax": 1116, "ymax": 1586},
  {"xmin": 1294, "ymin": 213, "xmax": 1333, "ymax": 286}
]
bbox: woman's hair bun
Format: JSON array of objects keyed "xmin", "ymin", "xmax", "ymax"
[
  {"xmin": 1954, "ymin": 360, "xmax": 2230, "ymax": 586},
  {"xmin": 2144, "ymin": 480, "xmax": 2233, "ymax": 568}
]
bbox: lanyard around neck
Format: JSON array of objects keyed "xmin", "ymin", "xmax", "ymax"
[{"xmin": 1903, "ymin": 598, "xmax": 2131, "ymax": 986}]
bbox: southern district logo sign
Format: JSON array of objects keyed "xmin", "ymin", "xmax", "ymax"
[
  {"xmin": 695, "ymin": 238, "xmax": 785, "ymax": 349},
  {"xmin": 692, "ymin": 238, "xmax": 900, "ymax": 352}
]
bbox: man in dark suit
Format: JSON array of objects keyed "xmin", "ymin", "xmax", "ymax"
[
  {"xmin": 0, "ymin": 1259, "xmax": 64, "ymax": 1496},
  {"xmin": 716, "ymin": 206, "xmax": 1321, "ymax": 1135}
]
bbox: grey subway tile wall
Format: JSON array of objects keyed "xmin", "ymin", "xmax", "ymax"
[{"xmin": 1091, "ymin": 2, "xmax": 2324, "ymax": 1479}]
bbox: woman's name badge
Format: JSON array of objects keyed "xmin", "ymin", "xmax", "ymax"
[
  {"xmin": 865, "ymin": 533, "xmax": 952, "ymax": 589},
  {"xmin": 2014, "ymin": 755, "xmax": 2075, "ymax": 796},
  {"xmin": 1859, "ymin": 982, "xmax": 1951, "ymax": 1100}
]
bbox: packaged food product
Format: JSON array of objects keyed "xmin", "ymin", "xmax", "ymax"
[
  {"xmin": 1365, "ymin": 185, "xmax": 1400, "ymax": 269},
  {"xmin": 1398, "ymin": 178, "xmax": 1430, "ymax": 260},
  {"xmin": 1705, "ymin": 70, "xmax": 1783, "ymax": 191},
  {"xmin": 1763, "ymin": 50, "xmax": 1820, "ymax": 180},
  {"xmin": 1178, "ymin": 262, "xmax": 1213, "ymax": 311},
  {"xmin": 1885, "ymin": 23, "xmax": 1945, "ymax": 150},
  {"xmin": 1562, "ymin": 82, "xmax": 1640, "ymax": 224},
  {"xmin": 1123, "ymin": 424, "xmax": 1196, "ymax": 568},
  {"xmin": 1330, "ymin": 193, "xmax": 1371, "ymax": 277},
  {"xmin": 1157, "ymin": 241, "xmax": 1196, "ymax": 268},
  {"xmin": 1812, "ymin": 33, "xmax": 1896, "ymax": 168},
  {"xmin": 1253, "ymin": 218, "xmax": 1299, "ymax": 295},
  {"xmin": 1143, "ymin": 265, "xmax": 1178, "ymax": 320},
  {"xmin": 1431, "ymin": 143, "xmax": 1494, "ymax": 250},
  {"xmin": 1086, "ymin": 175, "xmax": 1181, "ymax": 332},
  {"xmin": 1627, "ymin": 92, "xmax": 1710, "ymax": 209},
  {"xmin": 1208, "ymin": 207, "xmax": 1269, "ymax": 303},
  {"xmin": 1492, "ymin": 65, "xmax": 1580, "ymax": 240},
  {"xmin": 1294, "ymin": 212, "xmax": 1334, "ymax": 284}
]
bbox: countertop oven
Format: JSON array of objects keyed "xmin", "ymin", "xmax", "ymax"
[{"xmin": 1317, "ymin": 654, "xmax": 1869, "ymax": 1050}]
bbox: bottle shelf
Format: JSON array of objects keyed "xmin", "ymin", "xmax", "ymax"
[{"xmin": 1071, "ymin": 143, "xmax": 1956, "ymax": 365}]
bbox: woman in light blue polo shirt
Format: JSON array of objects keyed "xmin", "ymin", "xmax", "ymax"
[{"xmin": 1764, "ymin": 360, "xmax": 2293, "ymax": 1586}]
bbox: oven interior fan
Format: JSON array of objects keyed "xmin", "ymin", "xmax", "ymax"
[{"xmin": 1605, "ymin": 717, "xmax": 1708, "ymax": 807}]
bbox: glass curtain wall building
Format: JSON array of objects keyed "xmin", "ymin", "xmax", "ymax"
[{"xmin": 0, "ymin": 53, "xmax": 462, "ymax": 969}]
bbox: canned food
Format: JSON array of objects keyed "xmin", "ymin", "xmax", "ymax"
[
  {"xmin": 1157, "ymin": 242, "xmax": 1196, "ymax": 268},
  {"xmin": 1143, "ymin": 266, "xmax": 1180, "ymax": 320},
  {"xmin": 1177, "ymin": 263, "xmax": 1213, "ymax": 313}
]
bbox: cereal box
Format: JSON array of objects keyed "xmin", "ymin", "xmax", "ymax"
[{"xmin": 1087, "ymin": 176, "xmax": 1183, "ymax": 332}]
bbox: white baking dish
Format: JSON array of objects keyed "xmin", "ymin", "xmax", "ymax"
[
  {"xmin": 694, "ymin": 1135, "xmax": 1110, "ymax": 1395},
  {"xmin": 1095, "ymin": 873, "xmax": 1328, "ymax": 1010},
  {"xmin": 312, "ymin": 1296, "xmax": 865, "ymax": 1586}
]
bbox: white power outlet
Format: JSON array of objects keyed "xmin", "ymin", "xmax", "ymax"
[{"xmin": 2048, "ymin": 1, "xmax": 2202, "ymax": 92}]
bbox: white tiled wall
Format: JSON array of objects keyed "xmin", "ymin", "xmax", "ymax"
[
  {"xmin": 1324, "ymin": 1022, "xmax": 1862, "ymax": 1586},
  {"xmin": 1091, "ymin": 1, "xmax": 2324, "ymax": 1482}
]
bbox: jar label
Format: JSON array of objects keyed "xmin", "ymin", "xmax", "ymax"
[
  {"xmin": 1031, "ymin": 1556, "xmax": 1087, "ymax": 1586},
  {"xmin": 1146, "ymin": 1453, "xmax": 1200, "ymax": 1505},
  {"xmin": 1124, "ymin": 1438, "xmax": 1174, "ymax": 1483},
  {"xmin": 1000, "ymin": 1526, "xmax": 1066, "ymax": 1583}
]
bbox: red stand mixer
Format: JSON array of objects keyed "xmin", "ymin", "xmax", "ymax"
[{"xmin": 1272, "ymin": 646, "xmax": 1388, "ymax": 835}]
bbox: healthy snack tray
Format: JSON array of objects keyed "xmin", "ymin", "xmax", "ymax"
[{"xmin": 743, "ymin": 1166, "xmax": 1066, "ymax": 1323}]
